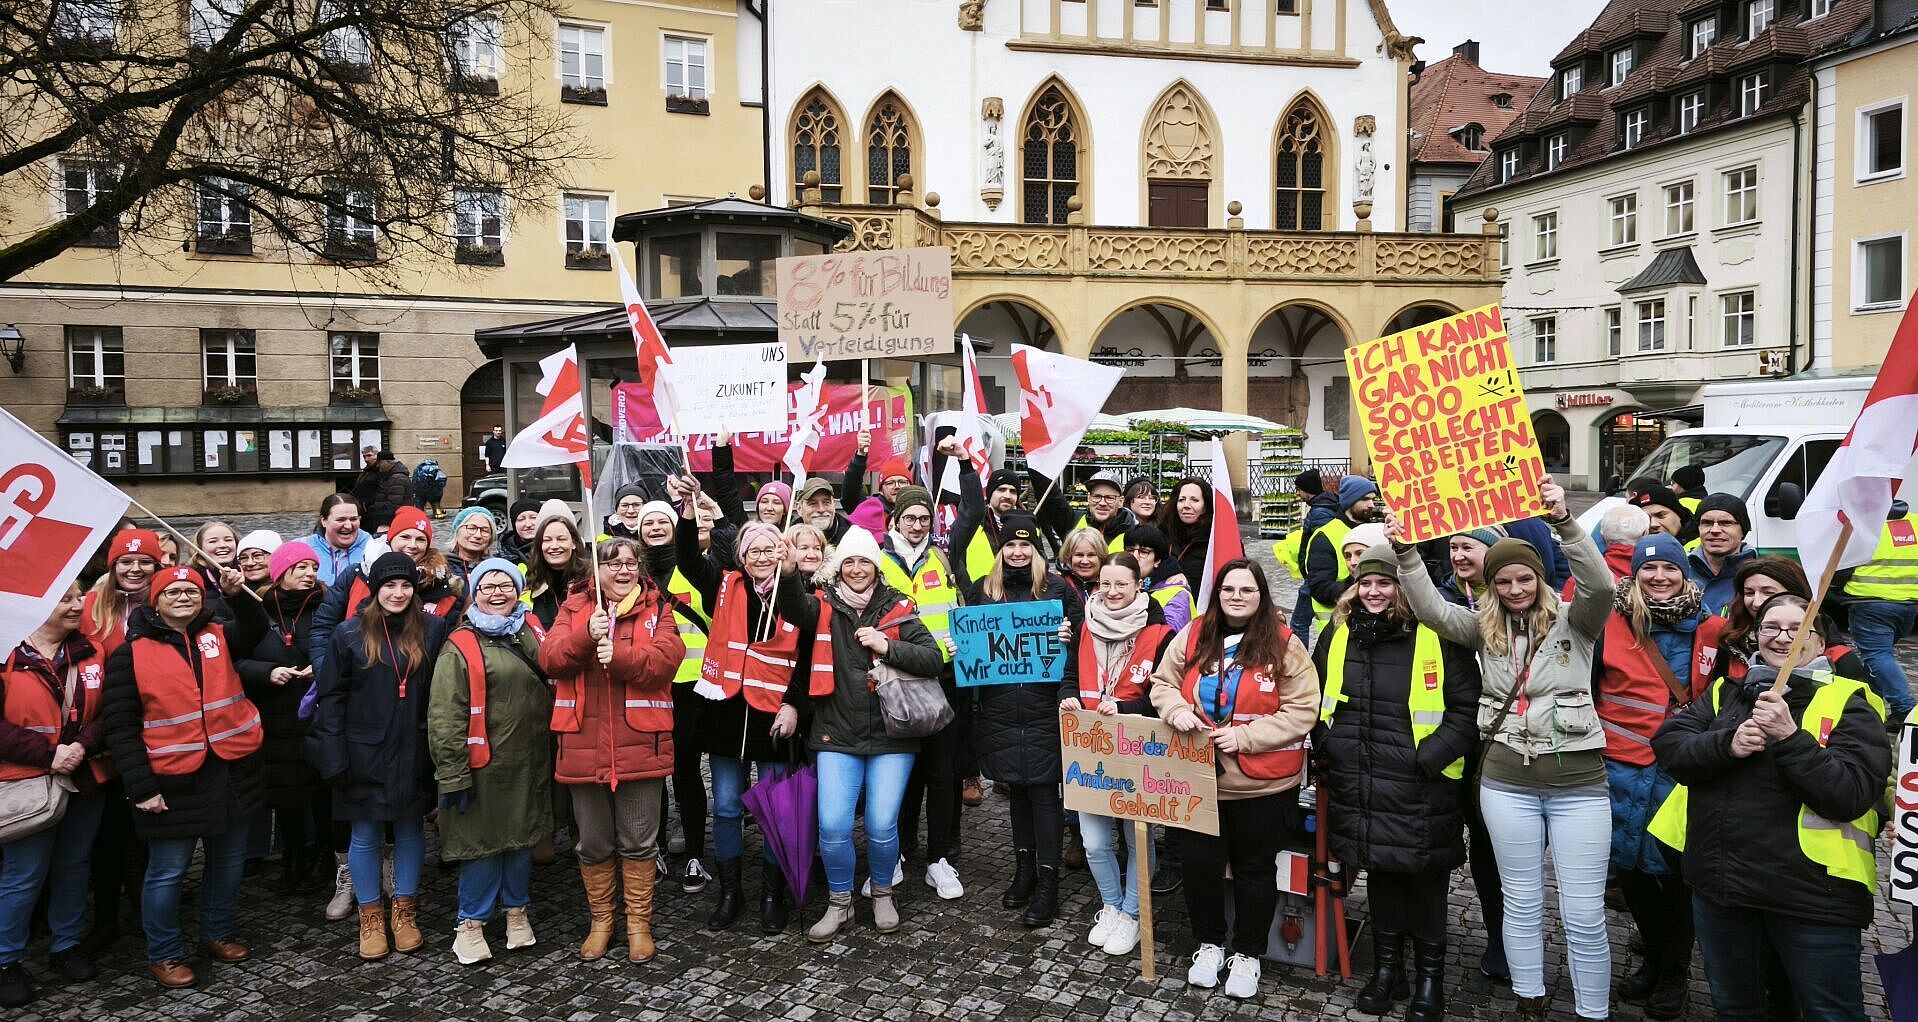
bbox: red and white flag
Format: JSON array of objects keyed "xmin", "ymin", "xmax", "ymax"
[
  {"xmin": 957, "ymin": 333, "xmax": 993, "ymax": 489},
  {"xmin": 502, "ymin": 344, "xmax": 592, "ymax": 486},
  {"xmin": 1011, "ymin": 344, "xmax": 1124, "ymax": 481},
  {"xmin": 613, "ymin": 249, "xmax": 681, "ymax": 433},
  {"xmin": 1798, "ymin": 292, "xmax": 1918, "ymax": 574},
  {"xmin": 1196, "ymin": 435, "xmax": 1245, "ymax": 614},
  {"xmin": 783, "ymin": 361, "xmax": 829, "ymax": 481},
  {"xmin": 0, "ymin": 408, "xmax": 131, "ymax": 650}
]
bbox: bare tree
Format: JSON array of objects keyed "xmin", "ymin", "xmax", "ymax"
[{"xmin": 0, "ymin": 0, "xmax": 592, "ymax": 281}]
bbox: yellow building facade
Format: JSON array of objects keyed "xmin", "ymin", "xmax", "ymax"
[{"xmin": 0, "ymin": 0, "xmax": 764, "ymax": 514}]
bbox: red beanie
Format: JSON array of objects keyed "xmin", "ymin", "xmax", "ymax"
[
  {"xmin": 148, "ymin": 565, "xmax": 204, "ymax": 604},
  {"xmin": 108, "ymin": 529, "xmax": 163, "ymax": 566},
  {"xmin": 879, "ymin": 459, "xmax": 912, "ymax": 484},
  {"xmin": 388, "ymin": 506, "xmax": 433, "ymax": 543}
]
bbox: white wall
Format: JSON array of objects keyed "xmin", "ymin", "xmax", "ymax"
[
  {"xmin": 765, "ymin": 0, "xmax": 1404, "ymax": 229},
  {"xmin": 1408, "ymin": 168, "xmax": 1473, "ymax": 232}
]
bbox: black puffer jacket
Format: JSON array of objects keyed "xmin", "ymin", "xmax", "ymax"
[
  {"xmin": 1310, "ymin": 612, "xmax": 1481, "ymax": 874},
  {"xmin": 307, "ymin": 611, "xmax": 453, "ymax": 822},
  {"xmin": 230, "ymin": 584, "xmax": 327, "ymax": 810},
  {"xmin": 1652, "ymin": 664, "xmax": 1891, "ymax": 929},
  {"xmin": 968, "ymin": 568, "xmax": 1084, "ymax": 785},
  {"xmin": 100, "ymin": 604, "xmax": 266, "ymax": 841},
  {"xmin": 785, "ymin": 581, "xmax": 944, "ymax": 758}
]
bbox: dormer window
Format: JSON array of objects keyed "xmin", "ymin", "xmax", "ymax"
[
  {"xmin": 1677, "ymin": 91, "xmax": 1705, "ymax": 134},
  {"xmin": 1609, "ymin": 47, "xmax": 1634, "ymax": 87},
  {"xmin": 1740, "ymin": 72, "xmax": 1769, "ymax": 116},
  {"xmin": 1499, "ymin": 148, "xmax": 1520, "ymax": 182},
  {"xmin": 1546, "ymin": 133, "xmax": 1568, "ymax": 170},
  {"xmin": 1561, "ymin": 65, "xmax": 1584, "ymax": 100},
  {"xmin": 1492, "ymin": 93, "xmax": 1513, "ymax": 110},
  {"xmin": 1687, "ymin": 16, "xmax": 1716, "ymax": 58},
  {"xmin": 1747, "ymin": 0, "xmax": 1774, "ymax": 37},
  {"xmin": 1454, "ymin": 123, "xmax": 1486, "ymax": 151},
  {"xmin": 1622, "ymin": 108, "xmax": 1649, "ymax": 149}
]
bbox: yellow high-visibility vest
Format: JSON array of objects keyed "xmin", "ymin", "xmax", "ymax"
[
  {"xmin": 666, "ymin": 568, "xmax": 709, "ymax": 684},
  {"xmin": 1307, "ymin": 519, "xmax": 1353, "ymax": 629},
  {"xmin": 1843, "ymin": 514, "xmax": 1918, "ymax": 602},
  {"xmin": 1073, "ymin": 515, "xmax": 1127, "ymax": 554},
  {"xmin": 880, "ymin": 547, "xmax": 959, "ymax": 663},
  {"xmin": 1320, "ymin": 623, "xmax": 1463, "ymax": 779}
]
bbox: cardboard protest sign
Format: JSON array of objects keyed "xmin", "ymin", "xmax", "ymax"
[
  {"xmin": 950, "ymin": 600, "xmax": 1064, "ymax": 687},
  {"xmin": 665, "ymin": 342, "xmax": 788, "ymax": 435},
  {"xmin": 1345, "ymin": 302, "xmax": 1546, "ymax": 544},
  {"xmin": 1891, "ymin": 711, "xmax": 1918, "ymax": 908},
  {"xmin": 613, "ymin": 381, "xmax": 912, "ymax": 474},
  {"xmin": 777, "ymin": 247, "xmax": 955, "ymax": 362},
  {"xmin": 1059, "ymin": 710, "xmax": 1219, "ymax": 836}
]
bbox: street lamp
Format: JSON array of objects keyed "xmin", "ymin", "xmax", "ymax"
[{"xmin": 0, "ymin": 325, "xmax": 22, "ymax": 374}]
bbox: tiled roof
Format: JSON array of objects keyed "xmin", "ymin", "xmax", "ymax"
[
  {"xmin": 1458, "ymin": 0, "xmax": 1874, "ymax": 201},
  {"xmin": 1408, "ymin": 49, "xmax": 1546, "ymax": 167}
]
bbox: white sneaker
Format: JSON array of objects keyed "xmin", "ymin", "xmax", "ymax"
[
  {"xmin": 924, "ymin": 858, "xmax": 964, "ymax": 900},
  {"xmin": 1088, "ymin": 906, "xmax": 1120, "ymax": 947},
  {"xmin": 1187, "ymin": 943, "xmax": 1225, "ymax": 988},
  {"xmin": 452, "ymin": 918, "xmax": 492, "ymax": 965},
  {"xmin": 859, "ymin": 861, "xmax": 906, "ymax": 897},
  {"xmin": 1223, "ymin": 953, "xmax": 1261, "ymax": 999},
  {"xmin": 325, "ymin": 859, "xmax": 355, "ymax": 921},
  {"xmin": 1102, "ymin": 913, "xmax": 1141, "ymax": 956}
]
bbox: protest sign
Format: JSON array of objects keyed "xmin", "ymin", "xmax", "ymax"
[
  {"xmin": 1059, "ymin": 710, "xmax": 1219, "ymax": 836},
  {"xmin": 1345, "ymin": 302, "xmax": 1547, "ymax": 544},
  {"xmin": 613, "ymin": 380, "xmax": 913, "ymax": 474},
  {"xmin": 1891, "ymin": 711, "xmax": 1918, "ymax": 908},
  {"xmin": 950, "ymin": 600, "xmax": 1064, "ymax": 687},
  {"xmin": 665, "ymin": 342, "xmax": 788, "ymax": 435},
  {"xmin": 777, "ymin": 247, "xmax": 955, "ymax": 362}
]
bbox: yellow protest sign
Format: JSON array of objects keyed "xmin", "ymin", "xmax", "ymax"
[{"xmin": 1344, "ymin": 302, "xmax": 1546, "ymax": 544}]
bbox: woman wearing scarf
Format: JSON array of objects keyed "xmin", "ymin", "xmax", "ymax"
[
  {"xmin": 428, "ymin": 559, "xmax": 551, "ymax": 965},
  {"xmin": 445, "ymin": 507, "xmax": 498, "ymax": 583},
  {"xmin": 969, "ymin": 512, "xmax": 1084, "ymax": 928},
  {"xmin": 1595, "ymin": 533, "xmax": 1721, "ymax": 1019},
  {"xmin": 538, "ymin": 537, "xmax": 685, "ymax": 964},
  {"xmin": 308, "ymin": 552, "xmax": 454, "ymax": 961},
  {"xmin": 787, "ymin": 526, "xmax": 944, "ymax": 943},
  {"xmin": 1311, "ymin": 545, "xmax": 1481, "ymax": 1022},
  {"xmin": 675, "ymin": 515, "xmax": 810, "ymax": 933},
  {"xmin": 1055, "ymin": 553, "xmax": 1173, "ymax": 956}
]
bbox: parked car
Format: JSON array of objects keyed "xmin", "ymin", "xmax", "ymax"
[{"xmin": 462, "ymin": 464, "xmax": 581, "ymax": 528}]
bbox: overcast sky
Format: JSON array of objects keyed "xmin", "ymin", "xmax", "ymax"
[{"xmin": 1389, "ymin": 0, "xmax": 1611, "ymax": 77}]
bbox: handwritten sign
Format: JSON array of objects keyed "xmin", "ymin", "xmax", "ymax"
[
  {"xmin": 1891, "ymin": 711, "xmax": 1918, "ymax": 907},
  {"xmin": 1345, "ymin": 302, "xmax": 1546, "ymax": 544},
  {"xmin": 777, "ymin": 247, "xmax": 955, "ymax": 362},
  {"xmin": 950, "ymin": 600, "xmax": 1064, "ymax": 687},
  {"xmin": 666, "ymin": 342, "xmax": 788, "ymax": 434},
  {"xmin": 1059, "ymin": 711, "xmax": 1219, "ymax": 836}
]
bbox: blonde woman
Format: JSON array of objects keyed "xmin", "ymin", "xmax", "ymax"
[
  {"xmin": 784, "ymin": 523, "xmax": 829, "ymax": 587},
  {"xmin": 1057, "ymin": 526, "xmax": 1109, "ymax": 609}
]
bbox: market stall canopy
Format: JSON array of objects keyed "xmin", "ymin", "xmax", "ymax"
[
  {"xmin": 1123, "ymin": 408, "xmax": 1290, "ymax": 435},
  {"xmin": 990, "ymin": 411, "xmax": 1131, "ymax": 443}
]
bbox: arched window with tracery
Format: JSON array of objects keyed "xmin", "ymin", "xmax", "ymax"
[
  {"xmin": 1022, "ymin": 86, "xmax": 1082, "ymax": 225},
  {"xmin": 866, "ymin": 95, "xmax": 915, "ymax": 205},
  {"xmin": 791, "ymin": 90, "xmax": 843, "ymax": 202},
  {"xmin": 1275, "ymin": 98, "xmax": 1331, "ymax": 231}
]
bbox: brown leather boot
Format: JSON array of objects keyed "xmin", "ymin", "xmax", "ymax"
[
  {"xmin": 620, "ymin": 857, "xmax": 657, "ymax": 963},
  {"xmin": 389, "ymin": 895, "xmax": 422, "ymax": 953},
  {"xmin": 357, "ymin": 902, "xmax": 389, "ymax": 960},
  {"xmin": 578, "ymin": 860, "xmax": 619, "ymax": 961}
]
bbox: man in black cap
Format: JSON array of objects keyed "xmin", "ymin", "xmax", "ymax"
[
  {"xmin": 367, "ymin": 449, "xmax": 413, "ymax": 533},
  {"xmin": 1687, "ymin": 494, "xmax": 1754, "ymax": 614},
  {"xmin": 1669, "ymin": 464, "xmax": 1705, "ymax": 515},
  {"xmin": 1628, "ymin": 484, "xmax": 1691, "ymax": 541},
  {"xmin": 1038, "ymin": 469, "xmax": 1133, "ymax": 555},
  {"xmin": 947, "ymin": 435, "xmax": 1028, "ymax": 588}
]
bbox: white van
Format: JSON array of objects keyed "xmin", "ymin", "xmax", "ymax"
[{"xmin": 1621, "ymin": 369, "xmax": 1885, "ymax": 557}]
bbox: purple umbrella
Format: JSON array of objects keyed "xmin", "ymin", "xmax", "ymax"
[
  {"xmin": 742, "ymin": 762, "xmax": 817, "ymax": 906},
  {"xmin": 1877, "ymin": 941, "xmax": 1918, "ymax": 1021}
]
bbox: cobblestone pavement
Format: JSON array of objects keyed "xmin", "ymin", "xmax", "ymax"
[{"xmin": 31, "ymin": 496, "xmax": 1892, "ymax": 1020}]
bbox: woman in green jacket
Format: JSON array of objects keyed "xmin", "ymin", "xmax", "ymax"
[{"xmin": 428, "ymin": 558, "xmax": 552, "ymax": 965}]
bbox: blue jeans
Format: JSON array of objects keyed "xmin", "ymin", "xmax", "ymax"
[
  {"xmin": 348, "ymin": 817, "xmax": 424, "ymax": 905},
  {"xmin": 1078, "ymin": 812, "xmax": 1154, "ymax": 919},
  {"xmin": 1844, "ymin": 599, "xmax": 1917, "ymax": 716},
  {"xmin": 457, "ymin": 848, "xmax": 532, "ymax": 922},
  {"xmin": 1478, "ymin": 783, "xmax": 1612, "ymax": 1019},
  {"xmin": 816, "ymin": 751, "xmax": 914, "ymax": 895},
  {"xmin": 1693, "ymin": 895, "xmax": 1867, "ymax": 1021},
  {"xmin": 144, "ymin": 821, "xmax": 248, "ymax": 963},
  {"xmin": 0, "ymin": 792, "xmax": 104, "ymax": 964},
  {"xmin": 710, "ymin": 756, "xmax": 777, "ymax": 865},
  {"xmin": 1288, "ymin": 597, "xmax": 1314, "ymax": 649}
]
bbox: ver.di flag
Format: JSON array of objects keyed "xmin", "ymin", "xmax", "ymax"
[
  {"xmin": 501, "ymin": 344, "xmax": 592, "ymax": 487},
  {"xmin": 1196, "ymin": 435, "xmax": 1245, "ymax": 613},
  {"xmin": 613, "ymin": 248, "xmax": 682, "ymax": 433},
  {"xmin": 1798, "ymin": 290, "xmax": 1918, "ymax": 573},
  {"xmin": 0, "ymin": 407, "xmax": 132, "ymax": 650},
  {"xmin": 784, "ymin": 361, "xmax": 829, "ymax": 481},
  {"xmin": 1011, "ymin": 344, "xmax": 1124, "ymax": 482}
]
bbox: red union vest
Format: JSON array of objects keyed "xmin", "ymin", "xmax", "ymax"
[
  {"xmin": 0, "ymin": 648, "xmax": 107, "ymax": 782},
  {"xmin": 550, "ymin": 595, "xmax": 674, "ymax": 735},
  {"xmin": 698, "ymin": 572, "xmax": 805, "ymax": 714},
  {"xmin": 129, "ymin": 624, "xmax": 263, "ymax": 776},
  {"xmin": 444, "ymin": 621, "xmax": 543, "ymax": 770},
  {"xmin": 1176, "ymin": 624, "xmax": 1306, "ymax": 780},
  {"xmin": 1597, "ymin": 612, "xmax": 1723, "ymax": 767},
  {"xmin": 1075, "ymin": 622, "xmax": 1173, "ymax": 709},
  {"xmin": 808, "ymin": 594, "xmax": 920, "ymax": 698}
]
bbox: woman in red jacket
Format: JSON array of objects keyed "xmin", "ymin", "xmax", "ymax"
[{"xmin": 538, "ymin": 537, "xmax": 685, "ymax": 965}]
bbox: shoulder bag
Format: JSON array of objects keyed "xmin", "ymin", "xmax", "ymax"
[
  {"xmin": 868, "ymin": 660, "xmax": 954, "ymax": 739},
  {"xmin": 0, "ymin": 668, "xmax": 81, "ymax": 842}
]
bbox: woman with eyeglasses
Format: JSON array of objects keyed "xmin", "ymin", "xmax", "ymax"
[
  {"xmin": 1122, "ymin": 478, "xmax": 1160, "ymax": 524},
  {"xmin": 233, "ymin": 531, "xmax": 282, "ymax": 594},
  {"xmin": 539, "ymin": 537, "xmax": 685, "ymax": 964},
  {"xmin": 100, "ymin": 563, "xmax": 264, "ymax": 989},
  {"xmin": 445, "ymin": 507, "xmax": 499, "ymax": 583},
  {"xmin": 1652, "ymin": 595, "xmax": 1890, "ymax": 1022},
  {"xmin": 309, "ymin": 552, "xmax": 455, "ymax": 961}
]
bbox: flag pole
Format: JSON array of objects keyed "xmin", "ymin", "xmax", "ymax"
[
  {"xmin": 1769, "ymin": 521, "xmax": 1853, "ymax": 695},
  {"xmin": 123, "ymin": 495, "xmax": 264, "ymax": 604},
  {"xmin": 581, "ymin": 469, "xmax": 603, "ymax": 607}
]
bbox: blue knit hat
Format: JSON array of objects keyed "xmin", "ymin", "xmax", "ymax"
[
  {"xmin": 470, "ymin": 557, "xmax": 525, "ymax": 595},
  {"xmin": 1337, "ymin": 476, "xmax": 1378, "ymax": 512},
  {"xmin": 1630, "ymin": 534, "xmax": 1690, "ymax": 576}
]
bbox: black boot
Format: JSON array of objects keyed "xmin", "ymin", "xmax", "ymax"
[
  {"xmin": 758, "ymin": 860, "xmax": 790, "ymax": 934},
  {"xmin": 1644, "ymin": 951, "xmax": 1691, "ymax": 1020},
  {"xmin": 1618, "ymin": 956, "xmax": 1658, "ymax": 1003},
  {"xmin": 1021, "ymin": 865, "xmax": 1058, "ymax": 927},
  {"xmin": 1407, "ymin": 939, "xmax": 1445, "ymax": 1022},
  {"xmin": 1514, "ymin": 995, "xmax": 1548, "ymax": 1022},
  {"xmin": 1356, "ymin": 930, "xmax": 1408, "ymax": 1014},
  {"xmin": 705, "ymin": 858, "xmax": 742, "ymax": 930},
  {"xmin": 1001, "ymin": 848, "xmax": 1036, "ymax": 909}
]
